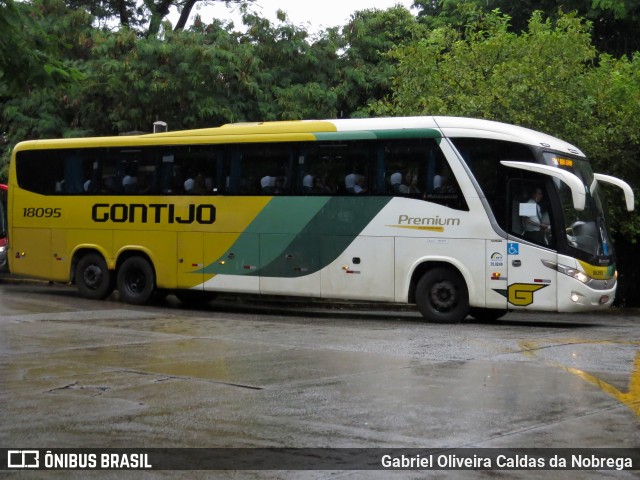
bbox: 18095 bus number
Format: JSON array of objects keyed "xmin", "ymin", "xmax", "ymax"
[{"xmin": 23, "ymin": 207, "xmax": 62, "ymax": 218}]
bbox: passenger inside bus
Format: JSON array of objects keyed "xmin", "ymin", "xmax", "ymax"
[
  {"xmin": 302, "ymin": 174, "xmax": 314, "ymax": 193},
  {"xmin": 184, "ymin": 172, "xmax": 209, "ymax": 194},
  {"xmin": 122, "ymin": 168, "xmax": 138, "ymax": 193},
  {"xmin": 390, "ymin": 172, "xmax": 403, "ymax": 193},
  {"xmin": 399, "ymin": 172, "xmax": 420, "ymax": 195},
  {"xmin": 261, "ymin": 175, "xmax": 277, "ymax": 194},
  {"xmin": 354, "ymin": 175, "xmax": 367, "ymax": 194}
]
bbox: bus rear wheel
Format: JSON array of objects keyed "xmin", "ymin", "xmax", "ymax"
[
  {"xmin": 117, "ymin": 256, "xmax": 155, "ymax": 305},
  {"xmin": 76, "ymin": 253, "xmax": 114, "ymax": 300},
  {"xmin": 416, "ymin": 267, "xmax": 469, "ymax": 323}
]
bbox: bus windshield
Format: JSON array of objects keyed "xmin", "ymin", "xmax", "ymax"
[{"xmin": 543, "ymin": 153, "xmax": 612, "ymax": 260}]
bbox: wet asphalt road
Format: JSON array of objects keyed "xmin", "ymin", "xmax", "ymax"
[{"xmin": 0, "ymin": 279, "xmax": 639, "ymax": 479}]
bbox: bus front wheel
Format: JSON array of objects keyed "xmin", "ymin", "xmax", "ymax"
[
  {"xmin": 117, "ymin": 256, "xmax": 155, "ymax": 305},
  {"xmin": 76, "ymin": 253, "xmax": 114, "ymax": 300},
  {"xmin": 416, "ymin": 267, "xmax": 469, "ymax": 323}
]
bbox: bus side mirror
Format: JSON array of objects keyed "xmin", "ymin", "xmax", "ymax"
[
  {"xmin": 500, "ymin": 161, "xmax": 586, "ymax": 211},
  {"xmin": 592, "ymin": 173, "xmax": 635, "ymax": 212}
]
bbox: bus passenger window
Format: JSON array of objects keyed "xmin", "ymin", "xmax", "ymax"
[
  {"xmin": 423, "ymin": 160, "xmax": 467, "ymax": 210},
  {"xmin": 16, "ymin": 150, "xmax": 99, "ymax": 195},
  {"xmin": 385, "ymin": 141, "xmax": 427, "ymax": 198},
  {"xmin": 384, "ymin": 139, "xmax": 467, "ymax": 210},
  {"xmin": 162, "ymin": 146, "xmax": 219, "ymax": 195},
  {"xmin": 236, "ymin": 144, "xmax": 293, "ymax": 195},
  {"xmin": 158, "ymin": 154, "xmax": 176, "ymax": 194},
  {"xmin": 302, "ymin": 143, "xmax": 347, "ymax": 195}
]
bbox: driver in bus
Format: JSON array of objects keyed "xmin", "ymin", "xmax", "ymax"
[{"xmin": 522, "ymin": 188, "xmax": 550, "ymax": 243}]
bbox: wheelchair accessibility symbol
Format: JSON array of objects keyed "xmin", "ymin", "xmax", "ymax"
[{"xmin": 507, "ymin": 243, "xmax": 519, "ymax": 255}]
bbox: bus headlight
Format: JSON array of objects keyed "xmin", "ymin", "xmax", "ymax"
[{"xmin": 542, "ymin": 260, "xmax": 591, "ymax": 284}]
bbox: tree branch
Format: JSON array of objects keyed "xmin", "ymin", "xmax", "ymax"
[
  {"xmin": 174, "ymin": 0, "xmax": 198, "ymax": 31},
  {"xmin": 146, "ymin": 0, "xmax": 174, "ymax": 36}
]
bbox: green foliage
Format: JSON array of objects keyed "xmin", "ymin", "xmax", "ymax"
[
  {"xmin": 413, "ymin": 0, "xmax": 640, "ymax": 57},
  {"xmin": 0, "ymin": 0, "xmax": 85, "ymax": 98},
  {"xmin": 1, "ymin": 0, "xmax": 89, "ymax": 180},
  {"xmin": 73, "ymin": 26, "xmax": 259, "ymax": 133},
  {"xmin": 60, "ymin": 0, "xmax": 256, "ymax": 37},
  {"xmin": 337, "ymin": 6, "xmax": 426, "ymax": 117},
  {"xmin": 62, "ymin": 11, "xmax": 343, "ymax": 136},
  {"xmin": 374, "ymin": 9, "xmax": 640, "ymax": 238}
]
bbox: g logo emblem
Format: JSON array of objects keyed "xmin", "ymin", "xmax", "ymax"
[{"xmin": 508, "ymin": 283, "xmax": 548, "ymax": 306}]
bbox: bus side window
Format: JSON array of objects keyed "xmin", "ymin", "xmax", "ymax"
[
  {"xmin": 305, "ymin": 143, "xmax": 344, "ymax": 195},
  {"xmin": 26, "ymin": 151, "xmax": 59, "ymax": 194},
  {"xmin": 384, "ymin": 140, "xmax": 427, "ymax": 198},
  {"xmin": 158, "ymin": 153, "xmax": 176, "ymax": 194},
  {"xmin": 179, "ymin": 145, "xmax": 220, "ymax": 195},
  {"xmin": 423, "ymin": 155, "xmax": 468, "ymax": 210},
  {"xmin": 99, "ymin": 153, "xmax": 119, "ymax": 194},
  {"xmin": 344, "ymin": 155, "xmax": 370, "ymax": 195},
  {"xmin": 62, "ymin": 154, "xmax": 88, "ymax": 194},
  {"xmin": 237, "ymin": 144, "xmax": 293, "ymax": 196}
]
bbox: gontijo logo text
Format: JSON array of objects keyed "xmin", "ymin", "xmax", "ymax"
[{"xmin": 91, "ymin": 203, "xmax": 216, "ymax": 224}]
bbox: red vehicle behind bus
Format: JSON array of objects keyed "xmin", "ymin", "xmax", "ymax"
[{"xmin": 0, "ymin": 184, "xmax": 7, "ymax": 271}]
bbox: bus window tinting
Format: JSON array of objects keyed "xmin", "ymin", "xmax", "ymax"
[
  {"xmin": 450, "ymin": 138, "xmax": 537, "ymax": 230},
  {"xmin": 14, "ymin": 139, "xmax": 468, "ymax": 210}
]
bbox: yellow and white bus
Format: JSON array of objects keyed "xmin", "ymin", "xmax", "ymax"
[{"xmin": 7, "ymin": 117, "xmax": 635, "ymax": 322}]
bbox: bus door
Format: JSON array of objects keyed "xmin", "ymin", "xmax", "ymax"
[{"xmin": 505, "ymin": 178, "xmax": 558, "ymax": 310}]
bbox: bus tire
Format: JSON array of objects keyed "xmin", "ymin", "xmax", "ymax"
[
  {"xmin": 117, "ymin": 256, "xmax": 155, "ymax": 305},
  {"xmin": 469, "ymin": 307, "xmax": 508, "ymax": 322},
  {"xmin": 75, "ymin": 253, "xmax": 114, "ymax": 300},
  {"xmin": 416, "ymin": 267, "xmax": 469, "ymax": 323}
]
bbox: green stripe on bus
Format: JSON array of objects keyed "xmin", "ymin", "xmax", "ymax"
[
  {"xmin": 201, "ymin": 196, "xmax": 331, "ymax": 276},
  {"xmin": 312, "ymin": 132, "xmax": 377, "ymax": 141},
  {"xmin": 200, "ymin": 196, "xmax": 392, "ymax": 278},
  {"xmin": 313, "ymin": 129, "xmax": 441, "ymax": 142},
  {"xmin": 373, "ymin": 128, "xmax": 441, "ymax": 139},
  {"xmin": 259, "ymin": 196, "xmax": 392, "ymax": 277}
]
